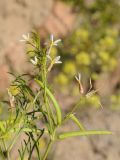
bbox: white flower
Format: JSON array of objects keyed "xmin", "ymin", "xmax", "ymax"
[
  {"xmin": 47, "ymin": 55, "xmax": 62, "ymax": 71},
  {"xmin": 53, "ymin": 39, "xmax": 61, "ymax": 46},
  {"xmin": 30, "ymin": 56, "xmax": 38, "ymax": 65},
  {"xmin": 50, "ymin": 34, "xmax": 61, "ymax": 46},
  {"xmin": 47, "ymin": 55, "xmax": 62, "ymax": 64},
  {"xmin": 54, "ymin": 56, "xmax": 62, "ymax": 64},
  {"xmin": 45, "ymin": 34, "xmax": 61, "ymax": 55},
  {"xmin": 20, "ymin": 33, "xmax": 30, "ymax": 42}
]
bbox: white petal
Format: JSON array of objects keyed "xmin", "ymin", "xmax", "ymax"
[
  {"xmin": 54, "ymin": 39, "xmax": 61, "ymax": 43},
  {"xmin": 22, "ymin": 34, "xmax": 27, "ymax": 39},
  {"xmin": 55, "ymin": 56, "xmax": 60, "ymax": 61},
  {"xmin": 56, "ymin": 61, "xmax": 62, "ymax": 64},
  {"xmin": 54, "ymin": 56, "xmax": 62, "ymax": 64},
  {"xmin": 53, "ymin": 43, "xmax": 58, "ymax": 46},
  {"xmin": 20, "ymin": 33, "xmax": 29, "ymax": 42},
  {"xmin": 30, "ymin": 59, "xmax": 37, "ymax": 65},
  {"xmin": 75, "ymin": 76, "xmax": 79, "ymax": 81},
  {"xmin": 54, "ymin": 39, "xmax": 61, "ymax": 45},
  {"xmin": 78, "ymin": 73, "xmax": 81, "ymax": 80},
  {"xmin": 50, "ymin": 34, "xmax": 54, "ymax": 42},
  {"xmin": 35, "ymin": 56, "xmax": 38, "ymax": 63},
  {"xmin": 20, "ymin": 39, "xmax": 26, "ymax": 42}
]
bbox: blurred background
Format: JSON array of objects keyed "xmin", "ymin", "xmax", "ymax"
[{"xmin": 0, "ymin": 0, "xmax": 120, "ymax": 159}]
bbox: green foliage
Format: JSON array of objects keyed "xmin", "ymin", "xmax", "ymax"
[{"xmin": 0, "ymin": 33, "xmax": 112, "ymax": 160}]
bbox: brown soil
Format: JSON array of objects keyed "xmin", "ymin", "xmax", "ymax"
[{"xmin": 0, "ymin": 0, "xmax": 76, "ymax": 94}]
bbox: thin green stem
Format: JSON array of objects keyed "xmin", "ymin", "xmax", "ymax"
[
  {"xmin": 70, "ymin": 97, "xmax": 83, "ymax": 114},
  {"xmin": 47, "ymin": 98, "xmax": 56, "ymax": 126},
  {"xmin": 2, "ymin": 139, "xmax": 7, "ymax": 151},
  {"xmin": 2, "ymin": 139, "xmax": 8, "ymax": 160},
  {"xmin": 42, "ymin": 140, "xmax": 53, "ymax": 160},
  {"xmin": 0, "ymin": 146, "xmax": 5, "ymax": 160},
  {"xmin": 32, "ymin": 90, "xmax": 41, "ymax": 105},
  {"xmin": 7, "ymin": 152, "xmax": 10, "ymax": 160},
  {"xmin": 8, "ymin": 130, "xmax": 21, "ymax": 152},
  {"xmin": 35, "ymin": 79, "xmax": 62, "ymax": 125},
  {"xmin": 2, "ymin": 139, "xmax": 10, "ymax": 160},
  {"xmin": 62, "ymin": 102, "xmax": 81, "ymax": 125},
  {"xmin": 28, "ymin": 132, "xmax": 44, "ymax": 160},
  {"xmin": 3, "ymin": 141, "xmax": 10, "ymax": 160},
  {"xmin": 27, "ymin": 41, "xmax": 38, "ymax": 50},
  {"xmin": 42, "ymin": 56, "xmax": 53, "ymax": 134}
]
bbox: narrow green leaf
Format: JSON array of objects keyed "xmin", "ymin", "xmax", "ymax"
[
  {"xmin": 22, "ymin": 128, "xmax": 33, "ymax": 132},
  {"xmin": 35, "ymin": 79, "xmax": 62, "ymax": 125},
  {"xmin": 69, "ymin": 114, "xmax": 85, "ymax": 131},
  {"xmin": 0, "ymin": 121, "xmax": 6, "ymax": 132},
  {"xmin": 58, "ymin": 130, "xmax": 112, "ymax": 139}
]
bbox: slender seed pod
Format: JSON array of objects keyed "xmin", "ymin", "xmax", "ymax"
[{"xmin": 58, "ymin": 130, "xmax": 112, "ymax": 140}]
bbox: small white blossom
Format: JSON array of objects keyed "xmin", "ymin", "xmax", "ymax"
[
  {"xmin": 47, "ymin": 55, "xmax": 62, "ymax": 71},
  {"xmin": 53, "ymin": 39, "xmax": 61, "ymax": 46},
  {"xmin": 54, "ymin": 56, "xmax": 62, "ymax": 64},
  {"xmin": 50, "ymin": 34, "xmax": 61, "ymax": 46},
  {"xmin": 45, "ymin": 34, "xmax": 61, "ymax": 47},
  {"xmin": 20, "ymin": 33, "xmax": 30, "ymax": 42},
  {"xmin": 30, "ymin": 56, "xmax": 38, "ymax": 65},
  {"xmin": 47, "ymin": 55, "xmax": 62, "ymax": 64},
  {"xmin": 45, "ymin": 34, "xmax": 61, "ymax": 55},
  {"xmin": 45, "ymin": 34, "xmax": 62, "ymax": 71}
]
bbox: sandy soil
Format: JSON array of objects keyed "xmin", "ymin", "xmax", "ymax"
[{"xmin": 0, "ymin": 0, "xmax": 53, "ymax": 93}]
